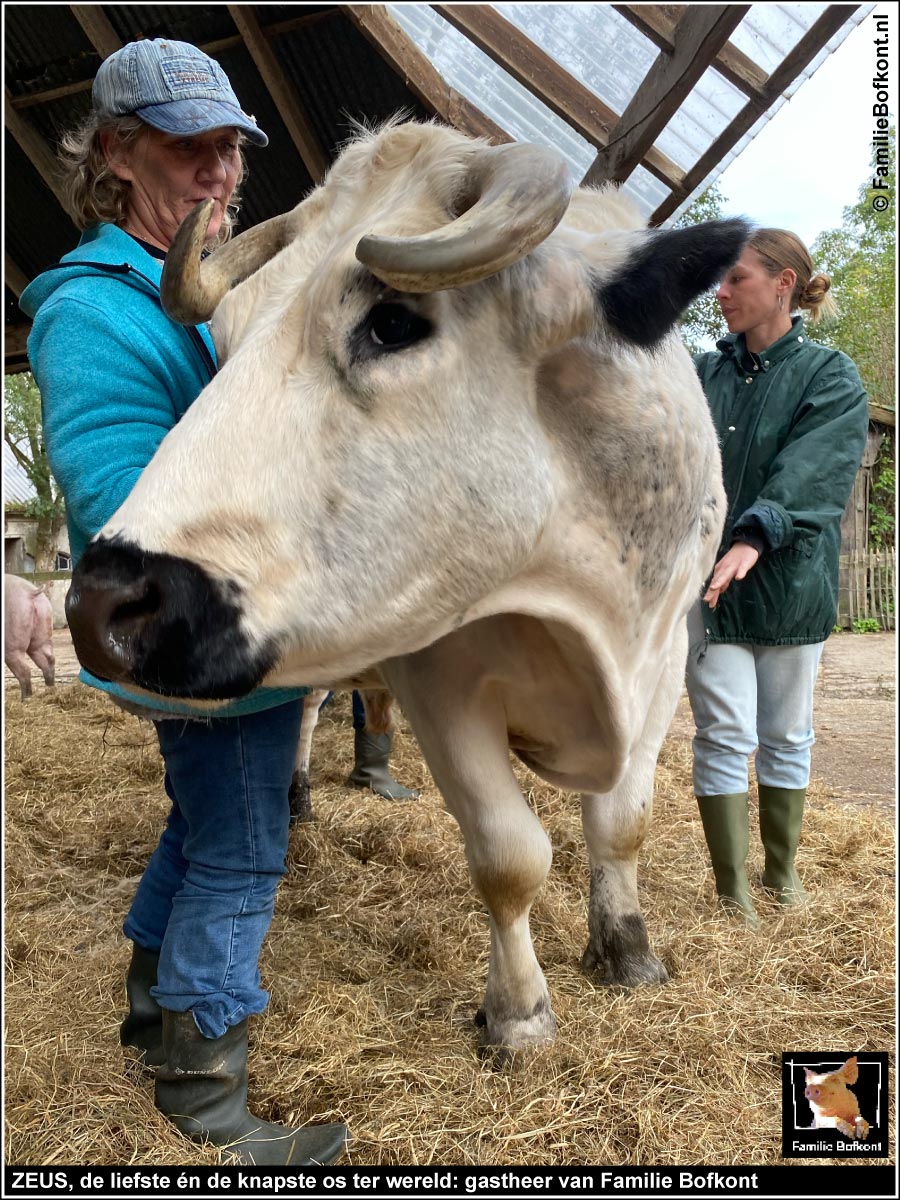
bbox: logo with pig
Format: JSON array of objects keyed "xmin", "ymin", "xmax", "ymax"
[{"xmin": 782, "ymin": 1052, "xmax": 888, "ymax": 1157}]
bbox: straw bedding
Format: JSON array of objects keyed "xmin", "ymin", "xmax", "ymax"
[{"xmin": 4, "ymin": 681, "xmax": 894, "ymax": 1167}]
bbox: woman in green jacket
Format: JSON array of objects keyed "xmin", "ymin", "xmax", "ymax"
[{"xmin": 686, "ymin": 227, "xmax": 869, "ymax": 927}]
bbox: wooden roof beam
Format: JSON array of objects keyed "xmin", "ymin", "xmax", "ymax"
[
  {"xmin": 583, "ymin": 5, "xmax": 749, "ymax": 187},
  {"xmin": 69, "ymin": 6, "xmax": 123, "ymax": 60},
  {"xmin": 651, "ymin": 5, "xmax": 861, "ymax": 224},
  {"xmin": 228, "ymin": 5, "xmax": 328, "ymax": 183},
  {"xmin": 614, "ymin": 4, "xmax": 768, "ymax": 100},
  {"xmin": 432, "ymin": 3, "xmax": 683, "ymax": 191},
  {"xmin": 5, "ymin": 254, "xmax": 31, "ymax": 299},
  {"xmin": 343, "ymin": 4, "xmax": 510, "ymax": 143},
  {"xmin": 4, "ymin": 88, "xmax": 70, "ymax": 213}
]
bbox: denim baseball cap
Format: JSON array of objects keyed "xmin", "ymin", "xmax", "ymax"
[{"xmin": 93, "ymin": 38, "xmax": 268, "ymax": 146}]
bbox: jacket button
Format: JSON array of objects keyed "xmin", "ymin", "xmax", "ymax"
[
  {"xmin": 745, "ymin": 377, "xmax": 753, "ymax": 384},
  {"xmin": 728, "ymin": 425, "xmax": 736, "ymax": 431}
]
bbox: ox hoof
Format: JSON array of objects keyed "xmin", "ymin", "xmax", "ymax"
[
  {"xmin": 474, "ymin": 996, "xmax": 558, "ymax": 1058},
  {"xmin": 288, "ymin": 773, "xmax": 313, "ymax": 823},
  {"xmin": 581, "ymin": 944, "xmax": 669, "ymax": 987}
]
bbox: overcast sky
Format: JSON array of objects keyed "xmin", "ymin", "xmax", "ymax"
[{"xmin": 714, "ymin": 4, "xmax": 896, "ymax": 250}]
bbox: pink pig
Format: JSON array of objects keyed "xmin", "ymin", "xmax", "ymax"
[
  {"xmin": 804, "ymin": 1056, "xmax": 870, "ymax": 1140},
  {"xmin": 4, "ymin": 574, "xmax": 56, "ymax": 699}
]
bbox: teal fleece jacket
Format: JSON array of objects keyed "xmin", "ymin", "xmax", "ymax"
[{"xmin": 20, "ymin": 222, "xmax": 309, "ymax": 717}]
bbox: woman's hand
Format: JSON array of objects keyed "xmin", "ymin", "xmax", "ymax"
[{"xmin": 703, "ymin": 542, "xmax": 760, "ymax": 609}]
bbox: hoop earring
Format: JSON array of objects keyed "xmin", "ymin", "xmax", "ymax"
[{"xmin": 778, "ymin": 294, "xmax": 784, "ymax": 312}]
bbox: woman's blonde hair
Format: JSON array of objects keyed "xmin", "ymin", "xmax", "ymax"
[
  {"xmin": 748, "ymin": 227, "xmax": 837, "ymax": 323},
  {"xmin": 57, "ymin": 112, "xmax": 246, "ymax": 246}
]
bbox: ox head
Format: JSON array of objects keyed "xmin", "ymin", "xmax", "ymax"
[{"xmin": 66, "ymin": 122, "xmax": 748, "ymax": 700}]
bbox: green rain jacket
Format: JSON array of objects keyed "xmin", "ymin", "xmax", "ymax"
[{"xmin": 693, "ymin": 316, "xmax": 869, "ymax": 646}]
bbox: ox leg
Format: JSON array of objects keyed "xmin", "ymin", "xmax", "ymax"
[
  {"xmin": 384, "ymin": 652, "xmax": 556, "ymax": 1054},
  {"xmin": 580, "ymin": 623, "xmax": 687, "ymax": 987},
  {"xmin": 289, "ymin": 687, "xmax": 329, "ymax": 822},
  {"xmin": 6, "ymin": 651, "xmax": 33, "ymax": 700}
]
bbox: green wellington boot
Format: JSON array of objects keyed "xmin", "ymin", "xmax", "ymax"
[
  {"xmin": 758, "ymin": 784, "xmax": 808, "ymax": 905},
  {"xmin": 696, "ymin": 793, "xmax": 759, "ymax": 928},
  {"xmin": 347, "ymin": 730, "xmax": 419, "ymax": 800},
  {"xmin": 119, "ymin": 943, "xmax": 165, "ymax": 1068},
  {"xmin": 155, "ymin": 1010, "xmax": 347, "ymax": 1166}
]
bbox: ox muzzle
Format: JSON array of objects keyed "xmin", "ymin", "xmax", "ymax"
[{"xmin": 66, "ymin": 538, "xmax": 277, "ymax": 699}]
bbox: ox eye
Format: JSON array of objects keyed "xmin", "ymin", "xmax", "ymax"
[{"xmin": 368, "ymin": 303, "xmax": 431, "ymax": 350}]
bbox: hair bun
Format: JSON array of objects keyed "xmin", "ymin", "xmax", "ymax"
[{"xmin": 801, "ymin": 272, "xmax": 831, "ymax": 304}]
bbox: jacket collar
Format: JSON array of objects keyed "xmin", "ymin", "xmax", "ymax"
[
  {"xmin": 716, "ymin": 315, "xmax": 809, "ymax": 374},
  {"xmin": 19, "ymin": 223, "xmax": 163, "ymax": 318}
]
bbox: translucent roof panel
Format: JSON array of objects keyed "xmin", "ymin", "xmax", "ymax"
[
  {"xmin": 386, "ymin": 2, "xmax": 874, "ymax": 226},
  {"xmin": 386, "ymin": 2, "xmax": 598, "ymax": 180},
  {"xmin": 729, "ymin": 3, "xmax": 832, "ymax": 77},
  {"xmin": 498, "ymin": 4, "xmax": 657, "ymax": 120}
]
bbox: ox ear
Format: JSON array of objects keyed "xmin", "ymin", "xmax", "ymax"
[{"xmin": 598, "ymin": 218, "xmax": 751, "ymax": 349}]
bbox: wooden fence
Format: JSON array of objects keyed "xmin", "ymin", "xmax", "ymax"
[{"xmin": 839, "ymin": 548, "xmax": 896, "ymax": 630}]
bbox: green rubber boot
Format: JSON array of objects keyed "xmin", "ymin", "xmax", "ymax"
[
  {"xmin": 119, "ymin": 943, "xmax": 165, "ymax": 1068},
  {"xmin": 758, "ymin": 785, "xmax": 808, "ymax": 905},
  {"xmin": 696, "ymin": 793, "xmax": 759, "ymax": 928},
  {"xmin": 347, "ymin": 730, "xmax": 419, "ymax": 800},
  {"xmin": 155, "ymin": 1011, "xmax": 348, "ymax": 1166}
]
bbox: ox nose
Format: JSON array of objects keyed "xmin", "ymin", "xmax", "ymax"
[
  {"xmin": 66, "ymin": 537, "xmax": 277, "ymax": 699},
  {"xmin": 66, "ymin": 570, "xmax": 160, "ymax": 682}
]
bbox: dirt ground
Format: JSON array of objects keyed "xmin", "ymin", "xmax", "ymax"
[{"xmin": 7, "ymin": 627, "xmax": 896, "ymax": 809}]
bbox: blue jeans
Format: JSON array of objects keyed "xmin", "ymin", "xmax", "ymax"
[
  {"xmin": 122, "ymin": 700, "xmax": 304, "ymax": 1038},
  {"xmin": 685, "ymin": 602, "xmax": 824, "ymax": 796}
]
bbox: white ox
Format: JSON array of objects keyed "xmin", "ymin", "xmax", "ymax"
[{"xmin": 66, "ymin": 121, "xmax": 744, "ymax": 1052}]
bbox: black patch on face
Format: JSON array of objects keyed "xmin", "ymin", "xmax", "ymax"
[
  {"xmin": 67, "ymin": 536, "xmax": 280, "ymax": 700},
  {"xmin": 599, "ymin": 218, "xmax": 751, "ymax": 348}
]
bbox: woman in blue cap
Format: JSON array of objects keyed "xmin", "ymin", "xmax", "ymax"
[{"xmin": 21, "ymin": 38, "xmax": 347, "ymax": 1166}]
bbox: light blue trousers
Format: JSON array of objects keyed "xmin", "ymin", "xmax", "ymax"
[{"xmin": 684, "ymin": 602, "xmax": 825, "ymax": 796}]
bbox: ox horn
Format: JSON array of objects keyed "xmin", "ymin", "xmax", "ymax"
[
  {"xmin": 161, "ymin": 199, "xmax": 301, "ymax": 325},
  {"xmin": 355, "ymin": 141, "xmax": 573, "ymax": 293}
]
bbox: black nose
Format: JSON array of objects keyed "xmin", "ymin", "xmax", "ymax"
[
  {"xmin": 67, "ymin": 537, "xmax": 278, "ymax": 699},
  {"xmin": 66, "ymin": 567, "xmax": 162, "ymax": 682}
]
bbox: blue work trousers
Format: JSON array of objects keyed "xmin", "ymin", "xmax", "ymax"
[{"xmin": 122, "ymin": 699, "xmax": 304, "ymax": 1038}]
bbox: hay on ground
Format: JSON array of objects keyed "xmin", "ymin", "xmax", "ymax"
[{"xmin": 3, "ymin": 681, "xmax": 895, "ymax": 1166}]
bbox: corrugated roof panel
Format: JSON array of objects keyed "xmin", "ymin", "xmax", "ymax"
[
  {"xmin": 499, "ymin": 4, "xmax": 657, "ymax": 120},
  {"xmin": 653, "ymin": 65, "xmax": 748, "ymax": 173},
  {"xmin": 274, "ymin": 14, "xmax": 430, "ymax": 162},
  {"xmin": 3, "ymin": 441, "xmax": 37, "ymax": 506},
  {"xmin": 730, "ymin": 3, "xmax": 831, "ymax": 76},
  {"xmin": 4, "ymin": 4, "xmax": 97, "ymax": 96},
  {"xmin": 102, "ymin": 4, "xmax": 238, "ymax": 48},
  {"xmin": 386, "ymin": 4, "xmax": 598, "ymax": 183}
]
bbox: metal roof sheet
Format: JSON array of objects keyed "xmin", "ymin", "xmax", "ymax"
[{"xmin": 3, "ymin": 440, "xmax": 36, "ymax": 506}]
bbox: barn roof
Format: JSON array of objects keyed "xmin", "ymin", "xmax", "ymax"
[
  {"xmin": 3, "ymin": 2, "xmax": 871, "ymax": 374},
  {"xmin": 3, "ymin": 439, "xmax": 37, "ymax": 506}
]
